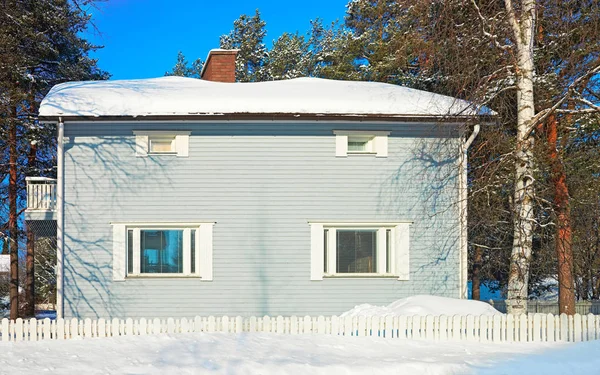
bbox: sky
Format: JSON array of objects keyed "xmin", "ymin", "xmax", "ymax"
[{"xmin": 84, "ymin": 0, "xmax": 350, "ymax": 80}]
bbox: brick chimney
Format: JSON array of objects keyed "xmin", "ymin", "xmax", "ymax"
[{"xmin": 200, "ymin": 49, "xmax": 239, "ymax": 83}]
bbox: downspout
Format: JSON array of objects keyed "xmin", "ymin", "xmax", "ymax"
[
  {"xmin": 460, "ymin": 123, "xmax": 480, "ymax": 299},
  {"xmin": 57, "ymin": 117, "xmax": 64, "ymax": 318}
]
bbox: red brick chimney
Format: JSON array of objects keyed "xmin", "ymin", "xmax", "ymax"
[{"xmin": 200, "ymin": 49, "xmax": 239, "ymax": 83}]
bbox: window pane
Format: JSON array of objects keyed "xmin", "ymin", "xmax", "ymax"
[
  {"xmin": 386, "ymin": 229, "xmax": 391, "ymax": 274},
  {"xmin": 127, "ymin": 230, "xmax": 133, "ymax": 274},
  {"xmin": 336, "ymin": 230, "xmax": 377, "ymax": 273},
  {"xmin": 191, "ymin": 229, "xmax": 196, "ymax": 274},
  {"xmin": 323, "ymin": 229, "xmax": 328, "ymax": 273},
  {"xmin": 348, "ymin": 141, "xmax": 368, "ymax": 152},
  {"xmin": 149, "ymin": 138, "xmax": 174, "ymax": 153},
  {"xmin": 140, "ymin": 230, "xmax": 183, "ymax": 274}
]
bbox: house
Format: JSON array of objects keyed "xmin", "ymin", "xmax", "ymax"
[{"xmin": 26, "ymin": 49, "xmax": 483, "ymax": 319}]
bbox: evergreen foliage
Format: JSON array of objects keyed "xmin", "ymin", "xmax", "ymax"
[
  {"xmin": 165, "ymin": 51, "xmax": 203, "ymax": 78},
  {"xmin": 219, "ymin": 10, "xmax": 269, "ymax": 82}
]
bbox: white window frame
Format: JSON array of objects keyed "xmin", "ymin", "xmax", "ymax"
[
  {"xmin": 112, "ymin": 222, "xmax": 214, "ymax": 281},
  {"xmin": 310, "ymin": 222, "xmax": 410, "ymax": 281},
  {"xmin": 134, "ymin": 131, "xmax": 190, "ymax": 157},
  {"xmin": 334, "ymin": 130, "xmax": 389, "ymax": 158}
]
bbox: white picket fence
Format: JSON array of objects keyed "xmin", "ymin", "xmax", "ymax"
[{"xmin": 1, "ymin": 313, "xmax": 599, "ymax": 343}]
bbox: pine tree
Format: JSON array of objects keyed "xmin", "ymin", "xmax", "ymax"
[
  {"xmin": 165, "ymin": 51, "xmax": 203, "ymax": 78},
  {"xmin": 220, "ymin": 10, "xmax": 269, "ymax": 82},
  {"xmin": 0, "ymin": 0, "xmax": 109, "ymax": 319},
  {"xmin": 266, "ymin": 32, "xmax": 309, "ymax": 80}
]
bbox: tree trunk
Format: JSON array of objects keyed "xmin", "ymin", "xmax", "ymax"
[
  {"xmin": 25, "ymin": 141, "xmax": 38, "ymax": 318},
  {"xmin": 25, "ymin": 227, "xmax": 35, "ymax": 317},
  {"xmin": 506, "ymin": 0, "xmax": 537, "ymax": 315},
  {"xmin": 472, "ymin": 246, "xmax": 482, "ymax": 300},
  {"xmin": 8, "ymin": 110, "xmax": 19, "ymax": 320},
  {"xmin": 546, "ymin": 114, "xmax": 575, "ymax": 314}
]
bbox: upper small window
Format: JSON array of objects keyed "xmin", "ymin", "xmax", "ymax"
[
  {"xmin": 148, "ymin": 136, "xmax": 176, "ymax": 154},
  {"xmin": 347, "ymin": 135, "xmax": 375, "ymax": 154},
  {"xmin": 134, "ymin": 131, "xmax": 190, "ymax": 158},
  {"xmin": 334, "ymin": 131, "xmax": 389, "ymax": 158}
]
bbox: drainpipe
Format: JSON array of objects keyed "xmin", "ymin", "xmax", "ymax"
[
  {"xmin": 460, "ymin": 123, "xmax": 480, "ymax": 299},
  {"xmin": 57, "ymin": 117, "xmax": 64, "ymax": 318}
]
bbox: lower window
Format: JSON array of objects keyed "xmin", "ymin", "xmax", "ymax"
[
  {"xmin": 311, "ymin": 222, "xmax": 410, "ymax": 281},
  {"xmin": 325, "ymin": 227, "xmax": 390, "ymax": 275},
  {"xmin": 113, "ymin": 222, "xmax": 213, "ymax": 281},
  {"xmin": 127, "ymin": 228, "xmax": 193, "ymax": 276}
]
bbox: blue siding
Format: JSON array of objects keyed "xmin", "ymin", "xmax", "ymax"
[{"xmin": 63, "ymin": 121, "xmax": 461, "ymax": 318}]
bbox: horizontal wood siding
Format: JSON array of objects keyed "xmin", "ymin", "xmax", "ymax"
[{"xmin": 63, "ymin": 122, "xmax": 461, "ymax": 318}]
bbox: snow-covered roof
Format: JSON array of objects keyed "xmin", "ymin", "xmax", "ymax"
[{"xmin": 39, "ymin": 76, "xmax": 480, "ymax": 119}]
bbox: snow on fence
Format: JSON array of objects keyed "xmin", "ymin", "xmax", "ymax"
[{"xmin": 1, "ymin": 314, "xmax": 599, "ymax": 343}]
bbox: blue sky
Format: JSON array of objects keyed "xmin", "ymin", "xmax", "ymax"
[{"xmin": 85, "ymin": 0, "xmax": 349, "ymax": 80}]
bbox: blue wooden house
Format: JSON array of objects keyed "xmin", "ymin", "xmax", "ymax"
[{"xmin": 27, "ymin": 49, "xmax": 481, "ymax": 319}]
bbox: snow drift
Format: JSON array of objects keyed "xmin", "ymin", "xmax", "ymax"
[{"xmin": 340, "ymin": 295, "xmax": 502, "ymax": 317}]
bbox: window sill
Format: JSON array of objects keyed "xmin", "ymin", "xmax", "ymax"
[
  {"xmin": 147, "ymin": 152, "xmax": 178, "ymax": 156},
  {"xmin": 346, "ymin": 152, "xmax": 377, "ymax": 155},
  {"xmin": 323, "ymin": 274, "xmax": 398, "ymax": 279},
  {"xmin": 126, "ymin": 275, "xmax": 202, "ymax": 279}
]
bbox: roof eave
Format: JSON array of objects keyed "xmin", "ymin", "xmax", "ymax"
[{"xmin": 38, "ymin": 112, "xmax": 496, "ymax": 123}]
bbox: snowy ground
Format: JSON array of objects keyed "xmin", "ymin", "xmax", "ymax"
[{"xmin": 0, "ymin": 332, "xmax": 598, "ymax": 375}]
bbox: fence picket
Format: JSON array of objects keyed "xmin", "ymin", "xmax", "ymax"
[
  {"xmin": 438, "ymin": 315, "xmax": 447, "ymax": 341},
  {"xmin": 573, "ymin": 314, "xmax": 582, "ymax": 342},
  {"xmin": 236, "ymin": 316, "xmax": 243, "ymax": 333},
  {"xmin": 303, "ymin": 315, "xmax": 312, "ymax": 334},
  {"xmin": 425, "ymin": 315, "xmax": 434, "ymax": 340},
  {"xmin": 519, "ymin": 315, "xmax": 527, "ymax": 342},
  {"xmin": 451, "ymin": 315, "xmax": 461, "ymax": 340},
  {"xmin": 465, "ymin": 315, "xmax": 474, "ymax": 341},
  {"xmin": 14, "ymin": 318, "xmax": 23, "ymax": 341},
  {"xmin": 331, "ymin": 316, "xmax": 339, "ymax": 336},
  {"xmin": 406, "ymin": 316, "xmax": 414, "ymax": 339},
  {"xmin": 357, "ymin": 316, "xmax": 366, "ymax": 337},
  {"xmin": 290, "ymin": 316, "xmax": 298, "ymax": 334},
  {"xmin": 69, "ymin": 318, "xmax": 78, "ymax": 339},
  {"xmin": 546, "ymin": 314, "xmax": 555, "ymax": 342},
  {"xmin": 96, "ymin": 318, "xmax": 105, "ymax": 338},
  {"xmin": 370, "ymin": 316, "xmax": 379, "ymax": 337},
  {"xmin": 28, "ymin": 318, "xmax": 36, "ymax": 341},
  {"xmin": 532, "ymin": 314, "xmax": 541, "ymax": 342},
  {"xmin": 179, "ymin": 317, "xmax": 187, "ymax": 333},
  {"xmin": 1, "ymin": 318, "xmax": 8, "ymax": 342},
  {"xmin": 41, "ymin": 318, "xmax": 50, "ymax": 340},
  {"xmin": 505, "ymin": 314, "xmax": 513, "ymax": 342},
  {"xmin": 382, "ymin": 316, "xmax": 392, "ymax": 339},
  {"xmin": 569, "ymin": 314, "xmax": 575, "ymax": 341},
  {"xmin": 479, "ymin": 315, "xmax": 487, "ymax": 342},
  {"xmin": 586, "ymin": 314, "xmax": 595, "ymax": 341},
  {"xmin": 343, "ymin": 316, "xmax": 352, "ymax": 336},
  {"xmin": 316, "ymin": 316, "xmax": 325, "ymax": 335},
  {"xmin": 277, "ymin": 316, "xmax": 285, "ymax": 334},
  {"xmin": 218, "ymin": 316, "xmax": 226, "ymax": 333},
  {"xmin": 540, "ymin": 314, "xmax": 547, "ymax": 342},
  {"xmin": 207, "ymin": 316, "xmax": 215, "ymax": 333}
]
